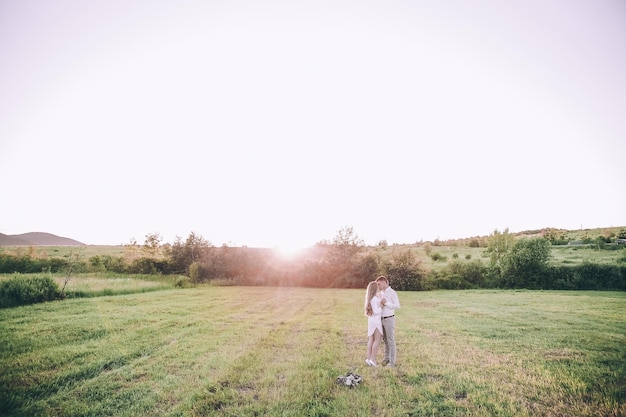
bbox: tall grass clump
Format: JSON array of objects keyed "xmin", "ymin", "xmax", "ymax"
[{"xmin": 0, "ymin": 275, "xmax": 61, "ymax": 308}]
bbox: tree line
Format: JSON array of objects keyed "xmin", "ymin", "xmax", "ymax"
[{"xmin": 1, "ymin": 227, "xmax": 625, "ymax": 291}]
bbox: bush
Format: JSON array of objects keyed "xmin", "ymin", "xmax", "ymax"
[
  {"xmin": 175, "ymin": 276, "xmax": 192, "ymax": 288},
  {"xmin": 0, "ymin": 254, "xmax": 70, "ymax": 273},
  {"xmin": 571, "ymin": 263, "xmax": 625, "ymax": 290},
  {"xmin": 428, "ymin": 260, "xmax": 488, "ymax": 289},
  {"xmin": 189, "ymin": 261, "xmax": 213, "ymax": 283},
  {"xmin": 383, "ymin": 250, "xmax": 425, "ymax": 291},
  {"xmin": 431, "ymin": 253, "xmax": 448, "ymax": 262},
  {"xmin": 427, "ymin": 270, "xmax": 465, "ymax": 289},
  {"xmin": 468, "ymin": 239, "xmax": 481, "ymax": 248},
  {"xmin": 501, "ymin": 237, "xmax": 551, "ymax": 289},
  {"xmin": 128, "ymin": 257, "xmax": 169, "ymax": 274},
  {"xmin": 538, "ymin": 264, "xmax": 626, "ymax": 290},
  {"xmin": 0, "ymin": 276, "xmax": 61, "ymax": 308},
  {"xmin": 101, "ymin": 255, "xmax": 128, "ymax": 273}
]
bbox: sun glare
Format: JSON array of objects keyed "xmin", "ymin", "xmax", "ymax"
[{"xmin": 274, "ymin": 244, "xmax": 306, "ymax": 260}]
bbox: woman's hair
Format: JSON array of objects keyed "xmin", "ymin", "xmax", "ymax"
[
  {"xmin": 375, "ymin": 275, "xmax": 388, "ymax": 284},
  {"xmin": 364, "ymin": 281, "xmax": 378, "ymax": 316}
]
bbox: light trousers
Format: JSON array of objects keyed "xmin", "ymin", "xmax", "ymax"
[{"xmin": 381, "ymin": 316, "xmax": 396, "ymax": 365}]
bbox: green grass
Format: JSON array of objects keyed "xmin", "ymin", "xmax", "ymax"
[
  {"xmin": 382, "ymin": 245, "xmax": 488, "ymax": 271},
  {"xmin": 0, "ymin": 245, "xmax": 127, "ymax": 259},
  {"xmin": 372, "ymin": 244, "xmax": 625, "ymax": 272},
  {"xmin": 550, "ymin": 245, "xmax": 626, "ymax": 266},
  {"xmin": 0, "ymin": 272, "xmax": 179, "ymax": 299},
  {"xmin": 56, "ymin": 276, "xmax": 172, "ymax": 297},
  {"xmin": 1, "ymin": 288, "xmax": 624, "ymax": 416}
]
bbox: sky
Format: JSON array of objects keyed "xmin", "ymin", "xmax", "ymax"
[{"xmin": 1, "ymin": 0, "xmax": 625, "ymax": 249}]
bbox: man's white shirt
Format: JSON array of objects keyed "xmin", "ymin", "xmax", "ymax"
[{"xmin": 380, "ymin": 287, "xmax": 400, "ymax": 317}]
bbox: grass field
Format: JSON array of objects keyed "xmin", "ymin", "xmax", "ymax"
[
  {"xmin": 374, "ymin": 244, "xmax": 625, "ymax": 271},
  {"xmin": 52, "ymin": 274, "xmax": 174, "ymax": 297},
  {"xmin": 1, "ymin": 287, "xmax": 624, "ymax": 416},
  {"xmin": 0, "ymin": 272, "xmax": 177, "ymax": 299},
  {"xmin": 0, "ymin": 245, "xmax": 127, "ymax": 259}
]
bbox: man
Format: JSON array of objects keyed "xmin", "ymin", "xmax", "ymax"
[{"xmin": 376, "ymin": 275, "xmax": 400, "ymax": 367}]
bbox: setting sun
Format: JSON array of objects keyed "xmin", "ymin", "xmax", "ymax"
[{"xmin": 273, "ymin": 244, "xmax": 306, "ymax": 260}]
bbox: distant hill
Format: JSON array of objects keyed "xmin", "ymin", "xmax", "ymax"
[{"xmin": 0, "ymin": 232, "xmax": 85, "ymax": 246}]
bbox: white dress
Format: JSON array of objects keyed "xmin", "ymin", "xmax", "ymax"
[{"xmin": 367, "ymin": 295, "xmax": 383, "ymax": 337}]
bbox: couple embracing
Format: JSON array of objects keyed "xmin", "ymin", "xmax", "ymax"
[{"xmin": 364, "ymin": 275, "xmax": 400, "ymax": 367}]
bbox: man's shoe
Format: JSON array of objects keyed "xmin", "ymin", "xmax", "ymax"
[
  {"xmin": 381, "ymin": 359, "xmax": 389, "ymax": 366},
  {"xmin": 385, "ymin": 363, "xmax": 396, "ymax": 368}
]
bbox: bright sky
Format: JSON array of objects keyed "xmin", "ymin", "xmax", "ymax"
[{"xmin": 1, "ymin": 0, "xmax": 624, "ymax": 248}]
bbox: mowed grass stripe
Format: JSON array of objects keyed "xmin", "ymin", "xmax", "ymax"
[
  {"xmin": 184, "ymin": 288, "xmax": 353, "ymax": 416},
  {"xmin": 1, "ymin": 288, "xmax": 624, "ymax": 417},
  {"xmin": 2, "ymin": 288, "xmax": 263, "ymax": 415},
  {"xmin": 394, "ymin": 291, "xmax": 626, "ymax": 416}
]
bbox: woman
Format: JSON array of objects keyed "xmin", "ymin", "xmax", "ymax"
[{"xmin": 364, "ymin": 280, "xmax": 383, "ymax": 366}]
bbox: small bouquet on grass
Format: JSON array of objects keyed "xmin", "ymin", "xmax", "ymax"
[{"xmin": 336, "ymin": 372, "xmax": 362, "ymax": 388}]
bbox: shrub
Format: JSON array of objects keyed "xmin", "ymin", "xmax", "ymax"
[
  {"xmin": 539, "ymin": 264, "xmax": 626, "ymax": 290},
  {"xmin": 430, "ymin": 260, "xmax": 488, "ymax": 289},
  {"xmin": 0, "ymin": 276, "xmax": 61, "ymax": 308},
  {"xmin": 501, "ymin": 237, "xmax": 551, "ymax": 289},
  {"xmin": 383, "ymin": 250, "xmax": 425, "ymax": 291},
  {"xmin": 128, "ymin": 257, "xmax": 169, "ymax": 274},
  {"xmin": 430, "ymin": 272, "xmax": 473, "ymax": 289},
  {"xmin": 102, "ymin": 255, "xmax": 128, "ymax": 273},
  {"xmin": 89, "ymin": 255, "xmax": 106, "ymax": 272},
  {"xmin": 431, "ymin": 252, "xmax": 448, "ymax": 262},
  {"xmin": 0, "ymin": 254, "xmax": 70, "ymax": 274},
  {"xmin": 572, "ymin": 262, "xmax": 625, "ymax": 290},
  {"xmin": 175, "ymin": 276, "xmax": 192, "ymax": 288},
  {"xmin": 189, "ymin": 261, "xmax": 211, "ymax": 283}
]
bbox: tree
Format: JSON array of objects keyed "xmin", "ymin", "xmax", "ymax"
[
  {"xmin": 324, "ymin": 226, "xmax": 366, "ymax": 287},
  {"xmin": 143, "ymin": 232, "xmax": 163, "ymax": 258},
  {"xmin": 60, "ymin": 251, "xmax": 80, "ymax": 298},
  {"xmin": 502, "ymin": 237, "xmax": 552, "ymax": 289},
  {"xmin": 357, "ymin": 253, "xmax": 381, "ymax": 285},
  {"xmin": 328, "ymin": 226, "xmax": 364, "ymax": 261},
  {"xmin": 167, "ymin": 232, "xmax": 213, "ymax": 275},
  {"xmin": 543, "ymin": 228, "xmax": 567, "ymax": 245},
  {"xmin": 485, "ymin": 228, "xmax": 515, "ymax": 286},
  {"xmin": 383, "ymin": 249, "xmax": 424, "ymax": 291},
  {"xmin": 124, "ymin": 237, "xmax": 141, "ymax": 263}
]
